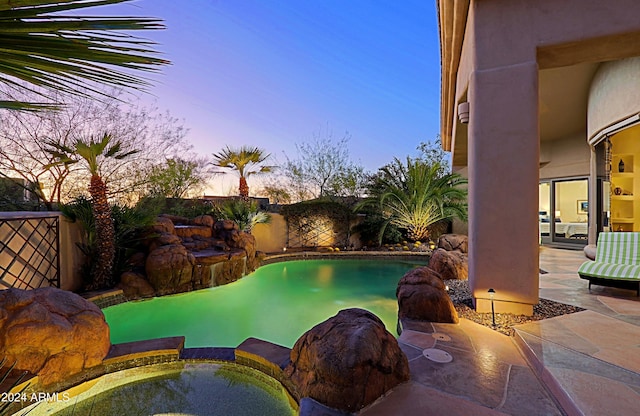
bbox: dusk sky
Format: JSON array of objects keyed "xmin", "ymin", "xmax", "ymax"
[{"xmin": 112, "ymin": 0, "xmax": 441, "ymax": 194}]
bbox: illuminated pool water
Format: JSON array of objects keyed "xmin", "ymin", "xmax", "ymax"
[
  {"xmin": 104, "ymin": 259, "xmax": 423, "ymax": 348},
  {"xmin": 28, "ymin": 362, "xmax": 296, "ymax": 416}
]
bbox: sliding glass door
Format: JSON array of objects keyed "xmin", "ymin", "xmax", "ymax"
[{"xmin": 539, "ymin": 178, "xmax": 589, "ymax": 246}]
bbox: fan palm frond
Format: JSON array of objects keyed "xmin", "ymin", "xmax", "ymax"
[{"xmin": 0, "ymin": 0, "xmax": 168, "ymax": 111}]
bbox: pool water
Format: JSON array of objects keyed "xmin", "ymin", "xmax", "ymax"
[
  {"xmin": 29, "ymin": 362, "xmax": 296, "ymax": 416},
  {"xmin": 104, "ymin": 259, "xmax": 422, "ymax": 348}
]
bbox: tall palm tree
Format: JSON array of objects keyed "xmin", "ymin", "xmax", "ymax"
[
  {"xmin": 48, "ymin": 133, "xmax": 137, "ymax": 289},
  {"xmin": 0, "ymin": 0, "xmax": 167, "ymax": 111},
  {"xmin": 212, "ymin": 146, "xmax": 272, "ymax": 200},
  {"xmin": 361, "ymin": 157, "xmax": 467, "ymax": 242}
]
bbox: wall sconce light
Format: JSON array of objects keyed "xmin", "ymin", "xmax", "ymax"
[
  {"xmin": 457, "ymin": 102, "xmax": 469, "ymax": 124},
  {"xmin": 283, "ymin": 247, "xmax": 287, "ymax": 252},
  {"xmin": 488, "ymin": 288, "xmax": 496, "ymax": 327}
]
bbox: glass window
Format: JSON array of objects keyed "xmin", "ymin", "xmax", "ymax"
[
  {"xmin": 539, "ymin": 182, "xmax": 551, "ymax": 243},
  {"xmin": 553, "ymin": 179, "xmax": 589, "ymax": 242}
]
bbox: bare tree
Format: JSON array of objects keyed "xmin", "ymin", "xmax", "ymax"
[
  {"xmin": 0, "ymin": 89, "xmax": 189, "ymax": 208},
  {"xmin": 280, "ymin": 127, "xmax": 368, "ymax": 201}
]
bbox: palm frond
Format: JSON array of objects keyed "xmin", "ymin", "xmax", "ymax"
[
  {"xmin": 0, "ymin": 0, "xmax": 168, "ymax": 111},
  {"xmin": 364, "ymin": 156, "xmax": 468, "ymax": 241}
]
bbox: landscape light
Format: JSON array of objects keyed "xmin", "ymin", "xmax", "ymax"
[{"xmin": 488, "ymin": 288, "xmax": 496, "ymax": 327}]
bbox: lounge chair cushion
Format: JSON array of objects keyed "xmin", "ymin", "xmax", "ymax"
[
  {"xmin": 578, "ymin": 232, "xmax": 640, "ymax": 281},
  {"xmin": 578, "ymin": 262, "xmax": 640, "ymax": 280}
]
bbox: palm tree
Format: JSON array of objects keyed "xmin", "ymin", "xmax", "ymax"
[
  {"xmin": 212, "ymin": 146, "xmax": 272, "ymax": 200},
  {"xmin": 361, "ymin": 157, "xmax": 467, "ymax": 242},
  {"xmin": 0, "ymin": 0, "xmax": 167, "ymax": 111},
  {"xmin": 48, "ymin": 133, "xmax": 137, "ymax": 289}
]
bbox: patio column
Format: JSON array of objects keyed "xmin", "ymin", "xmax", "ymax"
[{"xmin": 467, "ymin": 62, "xmax": 540, "ymax": 315}]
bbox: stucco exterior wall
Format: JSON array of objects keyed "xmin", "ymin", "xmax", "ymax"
[
  {"xmin": 588, "ymin": 57, "xmax": 640, "ymax": 140},
  {"xmin": 253, "ymin": 213, "xmax": 287, "ymax": 254},
  {"xmin": 539, "ymin": 135, "xmax": 590, "ymax": 180},
  {"xmin": 59, "ymin": 216, "xmax": 84, "ymax": 292},
  {"xmin": 440, "ymin": 0, "xmax": 640, "ymax": 314}
]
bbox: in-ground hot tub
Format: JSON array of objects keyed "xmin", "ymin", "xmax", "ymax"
[{"xmin": 23, "ymin": 361, "xmax": 297, "ymax": 416}]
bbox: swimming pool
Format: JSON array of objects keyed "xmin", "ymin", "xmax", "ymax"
[{"xmin": 104, "ymin": 259, "xmax": 423, "ymax": 348}]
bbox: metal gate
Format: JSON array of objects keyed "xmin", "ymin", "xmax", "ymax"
[
  {"xmin": 0, "ymin": 215, "xmax": 60, "ymax": 289},
  {"xmin": 286, "ymin": 216, "xmax": 350, "ymax": 249}
]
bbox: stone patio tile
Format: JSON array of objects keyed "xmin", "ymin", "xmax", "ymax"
[
  {"xmin": 360, "ymin": 381, "xmax": 508, "ymax": 416},
  {"xmin": 398, "ymin": 341, "xmax": 425, "ymax": 361},
  {"xmin": 408, "ymin": 348, "xmax": 510, "ymax": 409},
  {"xmin": 498, "ymin": 365, "xmax": 562, "ymax": 415},
  {"xmin": 428, "ymin": 322, "xmax": 475, "ymax": 353},
  {"xmin": 514, "ymin": 313, "xmax": 600, "ymax": 356},
  {"xmin": 550, "ymin": 367, "xmax": 640, "ymax": 416},
  {"xmin": 597, "ymin": 295, "xmax": 640, "ymax": 315},
  {"xmin": 453, "ymin": 319, "xmax": 527, "ymax": 366},
  {"xmin": 398, "ymin": 329, "xmax": 436, "ymax": 349}
]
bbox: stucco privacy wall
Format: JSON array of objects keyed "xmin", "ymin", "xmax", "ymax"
[
  {"xmin": 441, "ymin": 0, "xmax": 640, "ymax": 314},
  {"xmin": 0, "ymin": 212, "xmax": 84, "ymax": 292},
  {"xmin": 253, "ymin": 213, "xmax": 365, "ymax": 253},
  {"xmin": 588, "ymin": 57, "xmax": 640, "ymax": 140},
  {"xmin": 252, "ymin": 213, "xmax": 287, "ymax": 253}
]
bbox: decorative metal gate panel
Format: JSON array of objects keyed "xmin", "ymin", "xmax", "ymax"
[
  {"xmin": 0, "ymin": 215, "xmax": 60, "ymax": 289},
  {"xmin": 286, "ymin": 216, "xmax": 349, "ymax": 249}
]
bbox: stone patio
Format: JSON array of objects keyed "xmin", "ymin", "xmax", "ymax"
[{"xmin": 360, "ymin": 246, "xmax": 640, "ymax": 415}]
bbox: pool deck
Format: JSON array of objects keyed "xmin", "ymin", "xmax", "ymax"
[{"xmin": 360, "ymin": 246, "xmax": 640, "ymax": 416}]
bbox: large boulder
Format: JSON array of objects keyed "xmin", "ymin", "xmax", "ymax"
[
  {"xmin": 396, "ymin": 266, "xmax": 445, "ymax": 294},
  {"xmin": 214, "ymin": 219, "xmax": 239, "ymax": 233},
  {"xmin": 235, "ymin": 232, "xmax": 259, "ymax": 272},
  {"xmin": 429, "ymin": 248, "xmax": 468, "ymax": 281},
  {"xmin": 213, "ymin": 250, "xmax": 248, "ymax": 286},
  {"xmin": 148, "ymin": 232, "xmax": 182, "ymax": 252},
  {"xmin": 192, "ymin": 215, "xmax": 215, "ymax": 228},
  {"xmin": 397, "ymin": 266, "xmax": 458, "ymax": 323},
  {"xmin": 213, "ymin": 220, "xmax": 259, "ymax": 273},
  {"xmin": 284, "ymin": 308, "xmax": 409, "ymax": 413},
  {"xmin": 118, "ymin": 272, "xmax": 156, "ymax": 299},
  {"xmin": 145, "ymin": 244, "xmax": 196, "ymax": 295},
  {"xmin": 437, "ymin": 233, "xmax": 468, "ymax": 253},
  {"xmin": 152, "ymin": 216, "xmax": 175, "ymax": 235},
  {"xmin": 0, "ymin": 288, "xmax": 110, "ymax": 386},
  {"xmin": 174, "ymin": 225, "xmax": 212, "ymax": 239}
]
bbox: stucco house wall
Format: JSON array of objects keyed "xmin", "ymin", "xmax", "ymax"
[
  {"xmin": 438, "ymin": 0, "xmax": 640, "ymax": 314},
  {"xmin": 588, "ymin": 57, "xmax": 640, "ymax": 140}
]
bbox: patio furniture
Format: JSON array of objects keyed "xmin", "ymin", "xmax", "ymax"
[{"xmin": 578, "ymin": 232, "xmax": 640, "ymax": 296}]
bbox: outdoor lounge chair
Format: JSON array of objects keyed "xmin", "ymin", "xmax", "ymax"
[{"xmin": 578, "ymin": 232, "xmax": 640, "ymax": 296}]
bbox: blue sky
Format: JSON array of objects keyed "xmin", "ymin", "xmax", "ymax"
[{"xmin": 111, "ymin": 0, "xmax": 440, "ymax": 192}]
